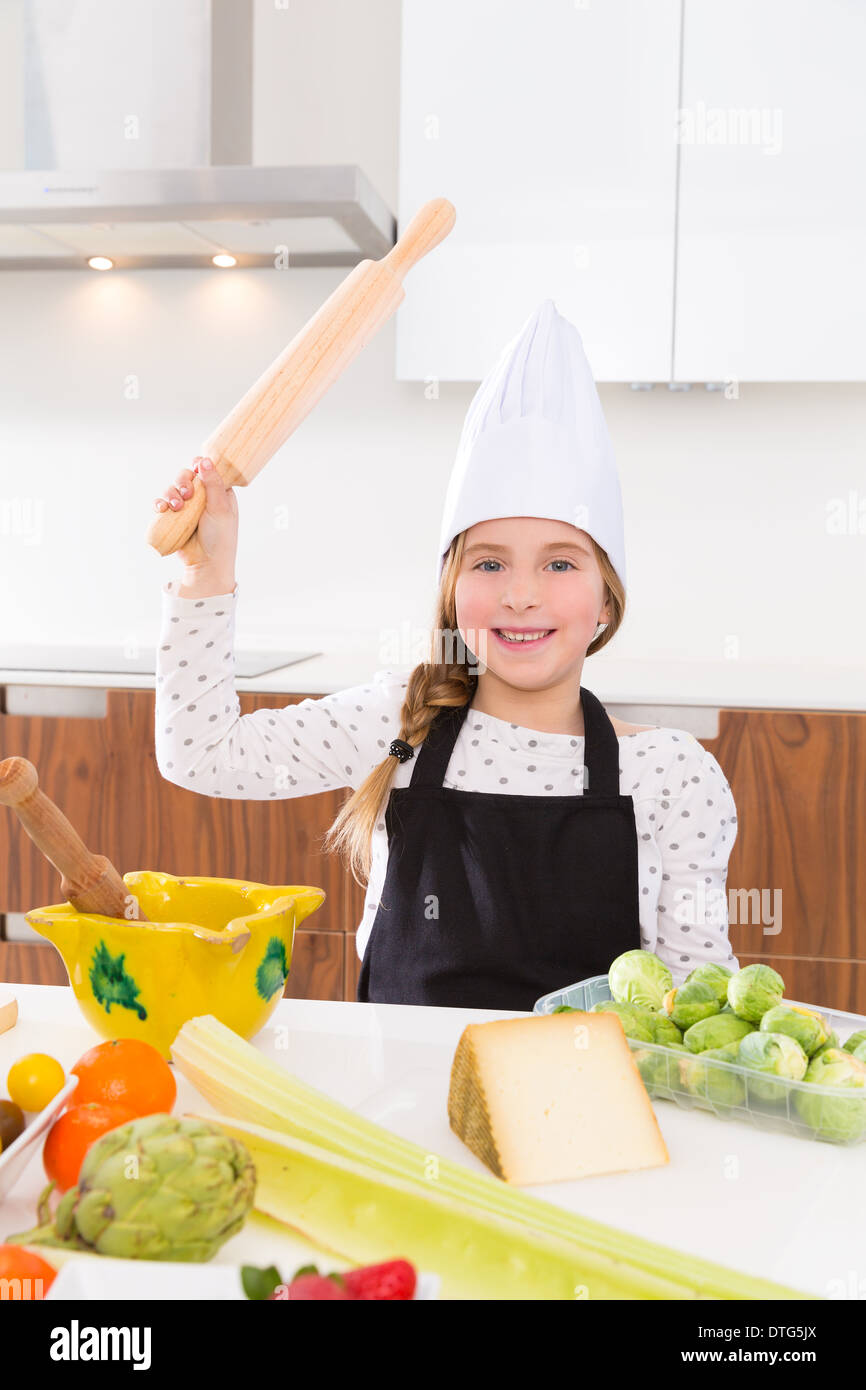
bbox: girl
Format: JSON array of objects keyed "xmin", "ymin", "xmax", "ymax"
[{"xmin": 153, "ymin": 300, "xmax": 739, "ymax": 1010}]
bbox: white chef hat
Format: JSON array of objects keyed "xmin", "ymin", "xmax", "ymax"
[{"xmin": 436, "ymin": 298, "xmax": 626, "ymax": 594}]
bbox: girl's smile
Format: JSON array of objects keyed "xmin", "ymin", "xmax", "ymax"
[{"xmin": 491, "ymin": 627, "xmax": 557, "ymax": 649}]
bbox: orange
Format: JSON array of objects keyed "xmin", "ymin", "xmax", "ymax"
[
  {"xmin": 0, "ymin": 1245, "xmax": 58, "ymax": 1299},
  {"xmin": 43, "ymin": 1102, "xmax": 136, "ymax": 1192},
  {"xmin": 70, "ymin": 1038, "xmax": 176, "ymax": 1118}
]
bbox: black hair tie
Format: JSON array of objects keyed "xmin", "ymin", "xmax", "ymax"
[{"xmin": 388, "ymin": 738, "xmax": 414, "ymax": 763}]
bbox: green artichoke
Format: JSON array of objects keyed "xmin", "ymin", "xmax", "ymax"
[{"xmin": 10, "ymin": 1113, "xmax": 256, "ymax": 1261}]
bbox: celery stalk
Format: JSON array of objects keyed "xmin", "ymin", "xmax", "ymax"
[
  {"xmin": 174, "ymin": 1030, "xmax": 636, "ymax": 1261},
  {"xmin": 174, "ymin": 1018, "xmax": 632, "ymax": 1250},
  {"xmin": 172, "ymin": 1016, "xmax": 808, "ymax": 1300},
  {"xmin": 191, "ymin": 1113, "xmax": 699, "ymax": 1300}
]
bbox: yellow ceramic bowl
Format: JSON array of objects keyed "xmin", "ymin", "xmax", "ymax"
[{"xmin": 25, "ymin": 870, "xmax": 326, "ymax": 1058}]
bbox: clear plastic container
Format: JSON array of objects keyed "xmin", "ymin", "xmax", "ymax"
[{"xmin": 534, "ymin": 975, "xmax": 866, "ymax": 1146}]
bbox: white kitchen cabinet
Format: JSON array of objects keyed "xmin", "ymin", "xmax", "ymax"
[
  {"xmin": 674, "ymin": 0, "xmax": 866, "ymax": 382},
  {"xmin": 396, "ymin": 0, "xmax": 681, "ymax": 382}
]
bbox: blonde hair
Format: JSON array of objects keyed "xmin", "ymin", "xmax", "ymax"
[{"xmin": 322, "ymin": 529, "xmax": 626, "ymax": 886}]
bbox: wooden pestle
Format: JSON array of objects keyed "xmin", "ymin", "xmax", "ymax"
[{"xmin": 0, "ymin": 756, "xmax": 142, "ymax": 920}]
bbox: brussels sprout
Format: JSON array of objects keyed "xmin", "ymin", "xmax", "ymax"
[
  {"xmin": 551, "ymin": 1004, "xmax": 578, "ymax": 1013},
  {"xmin": 662, "ymin": 980, "xmax": 721, "ymax": 1031},
  {"xmin": 850, "ymin": 1041, "xmax": 866, "ymax": 1066},
  {"xmin": 678, "ymin": 1042, "xmax": 746, "ymax": 1109},
  {"xmin": 645, "ymin": 1013, "xmax": 684, "ymax": 1047},
  {"xmin": 842, "ymin": 1029, "xmax": 866, "ymax": 1055},
  {"xmin": 590, "ymin": 1000, "xmax": 654, "ymax": 1043},
  {"xmin": 794, "ymin": 1049, "xmax": 866, "ymax": 1142},
  {"xmin": 633, "ymin": 1043, "xmax": 689, "ymax": 1100},
  {"xmin": 759, "ymin": 1004, "xmax": 829, "ymax": 1057},
  {"xmin": 685, "ymin": 963, "xmax": 733, "ymax": 1007},
  {"xmin": 683, "ymin": 1012, "xmax": 755, "ymax": 1054},
  {"xmin": 608, "ymin": 950, "xmax": 673, "ymax": 1011},
  {"xmin": 737, "ymin": 1031, "xmax": 808, "ymax": 1104},
  {"xmin": 811, "ymin": 1030, "xmax": 840, "ymax": 1060},
  {"xmin": 726, "ymin": 964, "xmax": 785, "ymax": 1023}
]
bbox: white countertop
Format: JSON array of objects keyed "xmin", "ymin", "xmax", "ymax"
[
  {"xmin": 0, "ymin": 651, "xmax": 863, "ymax": 712},
  {"xmin": 1, "ymin": 982, "xmax": 859, "ymax": 1298}
]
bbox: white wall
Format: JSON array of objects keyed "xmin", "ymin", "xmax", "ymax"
[{"xmin": 0, "ymin": 0, "xmax": 863, "ymax": 701}]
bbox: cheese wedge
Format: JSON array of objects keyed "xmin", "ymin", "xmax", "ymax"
[
  {"xmin": 448, "ymin": 1011, "xmax": 669, "ymax": 1185},
  {"xmin": 0, "ymin": 990, "xmax": 18, "ymax": 1035}
]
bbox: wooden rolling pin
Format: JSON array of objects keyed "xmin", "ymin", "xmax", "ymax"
[
  {"xmin": 0, "ymin": 757, "xmax": 140, "ymax": 920},
  {"xmin": 146, "ymin": 196, "xmax": 456, "ymax": 562}
]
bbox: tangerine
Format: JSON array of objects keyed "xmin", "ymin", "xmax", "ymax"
[
  {"xmin": 43, "ymin": 1102, "xmax": 136, "ymax": 1192},
  {"xmin": 0, "ymin": 1245, "xmax": 58, "ymax": 1298},
  {"xmin": 70, "ymin": 1038, "xmax": 176, "ymax": 1117}
]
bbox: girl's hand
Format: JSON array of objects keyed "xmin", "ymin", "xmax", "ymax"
[{"xmin": 153, "ymin": 457, "xmax": 239, "ymax": 578}]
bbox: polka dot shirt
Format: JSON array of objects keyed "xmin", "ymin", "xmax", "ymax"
[{"xmin": 156, "ymin": 581, "xmax": 740, "ymax": 982}]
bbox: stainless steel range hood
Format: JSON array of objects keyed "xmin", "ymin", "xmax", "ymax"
[
  {"xmin": 0, "ymin": 0, "xmax": 395, "ymax": 270},
  {"xmin": 0, "ymin": 165, "xmax": 397, "ymax": 270}
]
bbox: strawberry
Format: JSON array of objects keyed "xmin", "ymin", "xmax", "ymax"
[
  {"xmin": 342, "ymin": 1259, "xmax": 417, "ymax": 1301},
  {"xmin": 287, "ymin": 1273, "xmax": 351, "ymax": 1300}
]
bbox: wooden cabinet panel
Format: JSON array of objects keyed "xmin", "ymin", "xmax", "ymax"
[
  {"xmin": 0, "ymin": 942, "xmax": 68, "ymax": 986},
  {"xmin": 344, "ymin": 932, "xmax": 360, "ymax": 1002},
  {"xmin": 703, "ymin": 708, "xmax": 866, "ymax": 1011},
  {"xmin": 285, "ymin": 927, "xmax": 344, "ymax": 1002}
]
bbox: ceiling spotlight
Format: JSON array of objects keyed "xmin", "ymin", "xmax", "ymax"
[
  {"xmin": 87, "ymin": 256, "xmax": 114, "ymax": 270},
  {"xmin": 212, "ymin": 253, "xmax": 237, "ymax": 268}
]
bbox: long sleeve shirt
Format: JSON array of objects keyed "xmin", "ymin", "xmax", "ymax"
[{"xmin": 155, "ymin": 580, "xmax": 740, "ymax": 984}]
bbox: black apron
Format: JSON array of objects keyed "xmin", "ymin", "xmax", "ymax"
[{"xmin": 356, "ymin": 685, "xmax": 642, "ymax": 1011}]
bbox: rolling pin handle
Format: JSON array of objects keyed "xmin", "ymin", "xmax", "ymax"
[
  {"xmin": 382, "ymin": 197, "xmax": 457, "ymax": 281},
  {"xmin": 145, "ymin": 472, "xmax": 209, "ymax": 559}
]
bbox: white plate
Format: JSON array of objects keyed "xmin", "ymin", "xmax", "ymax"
[
  {"xmin": 0, "ymin": 1075, "xmax": 79, "ymax": 1200},
  {"xmin": 46, "ymin": 1256, "xmax": 440, "ymax": 1301},
  {"xmin": 47, "ymin": 1257, "xmax": 244, "ymax": 1301}
]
